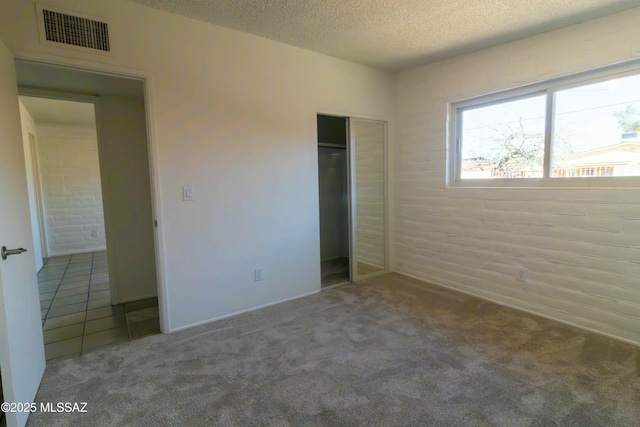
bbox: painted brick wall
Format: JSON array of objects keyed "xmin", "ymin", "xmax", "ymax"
[
  {"xmin": 394, "ymin": 9, "xmax": 640, "ymax": 345},
  {"xmin": 37, "ymin": 123, "xmax": 106, "ymax": 256}
]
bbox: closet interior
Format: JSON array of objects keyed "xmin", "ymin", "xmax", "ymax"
[{"xmin": 317, "ymin": 114, "xmax": 350, "ymax": 287}]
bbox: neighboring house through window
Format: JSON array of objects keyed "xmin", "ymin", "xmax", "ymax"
[{"xmin": 450, "ymin": 62, "xmax": 640, "ymax": 187}]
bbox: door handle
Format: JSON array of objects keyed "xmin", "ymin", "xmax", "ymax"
[{"xmin": 1, "ymin": 246, "xmax": 27, "ymax": 260}]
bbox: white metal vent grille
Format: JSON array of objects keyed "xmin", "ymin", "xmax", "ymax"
[{"xmin": 42, "ymin": 9, "xmax": 110, "ymax": 52}]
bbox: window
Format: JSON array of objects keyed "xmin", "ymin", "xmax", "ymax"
[{"xmin": 452, "ymin": 63, "xmax": 640, "ymax": 187}]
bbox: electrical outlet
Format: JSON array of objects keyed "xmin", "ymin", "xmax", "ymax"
[
  {"xmin": 516, "ymin": 267, "xmax": 527, "ymax": 282},
  {"xmin": 254, "ymin": 268, "xmax": 264, "ymax": 282},
  {"xmin": 91, "ymin": 229, "xmax": 99, "ymax": 237}
]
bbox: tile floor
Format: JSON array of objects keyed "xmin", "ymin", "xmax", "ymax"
[{"xmin": 38, "ymin": 251, "xmax": 160, "ymax": 361}]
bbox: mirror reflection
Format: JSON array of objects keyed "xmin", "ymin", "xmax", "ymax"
[{"xmin": 353, "ymin": 119, "xmax": 386, "ymax": 277}]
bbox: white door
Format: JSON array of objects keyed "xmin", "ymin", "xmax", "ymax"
[{"xmin": 0, "ymin": 39, "xmax": 46, "ymax": 427}]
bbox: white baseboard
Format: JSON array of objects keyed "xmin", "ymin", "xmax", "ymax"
[
  {"xmin": 167, "ymin": 289, "xmax": 320, "ymax": 333},
  {"xmin": 393, "ymin": 269, "xmax": 640, "ymax": 348},
  {"xmin": 46, "ymin": 247, "xmax": 107, "ymax": 258}
]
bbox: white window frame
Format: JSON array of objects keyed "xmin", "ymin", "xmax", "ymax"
[{"xmin": 449, "ymin": 60, "xmax": 640, "ymax": 188}]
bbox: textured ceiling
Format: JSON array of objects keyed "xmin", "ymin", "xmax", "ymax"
[{"xmin": 127, "ymin": 0, "xmax": 640, "ymax": 71}]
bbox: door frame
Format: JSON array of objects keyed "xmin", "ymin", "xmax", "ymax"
[
  {"xmin": 18, "ymin": 87, "xmax": 100, "ymax": 260},
  {"xmin": 13, "ymin": 54, "xmax": 169, "ymax": 333}
]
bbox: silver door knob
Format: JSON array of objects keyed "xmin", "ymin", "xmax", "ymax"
[{"xmin": 1, "ymin": 246, "xmax": 27, "ymax": 260}]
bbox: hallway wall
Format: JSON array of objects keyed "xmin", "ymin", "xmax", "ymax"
[{"xmin": 97, "ymin": 95, "xmax": 157, "ymax": 303}]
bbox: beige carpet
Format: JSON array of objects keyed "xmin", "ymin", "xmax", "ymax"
[{"xmin": 27, "ymin": 273, "xmax": 639, "ymax": 426}]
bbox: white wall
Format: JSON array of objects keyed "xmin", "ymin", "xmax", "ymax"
[
  {"xmin": 36, "ymin": 123, "xmax": 106, "ymax": 256},
  {"xmin": 18, "ymin": 100, "xmax": 44, "ymax": 271},
  {"xmin": 0, "ymin": 0, "xmax": 394, "ymax": 331},
  {"xmin": 395, "ymin": 9, "xmax": 640, "ymax": 345},
  {"xmin": 97, "ymin": 95, "xmax": 157, "ymax": 303}
]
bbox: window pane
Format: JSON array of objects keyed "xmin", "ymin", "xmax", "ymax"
[
  {"xmin": 552, "ymin": 74, "xmax": 640, "ymax": 177},
  {"xmin": 460, "ymin": 95, "xmax": 546, "ymax": 179}
]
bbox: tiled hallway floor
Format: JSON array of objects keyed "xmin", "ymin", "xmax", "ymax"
[{"xmin": 38, "ymin": 251, "xmax": 160, "ymax": 361}]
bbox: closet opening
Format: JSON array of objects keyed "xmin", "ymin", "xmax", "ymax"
[{"xmin": 317, "ymin": 114, "xmax": 350, "ymax": 288}]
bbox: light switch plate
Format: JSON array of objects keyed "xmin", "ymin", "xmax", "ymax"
[{"xmin": 182, "ymin": 185, "xmax": 194, "ymax": 201}]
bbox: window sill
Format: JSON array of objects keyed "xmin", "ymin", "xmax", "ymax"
[{"xmin": 448, "ymin": 177, "xmax": 640, "ymax": 189}]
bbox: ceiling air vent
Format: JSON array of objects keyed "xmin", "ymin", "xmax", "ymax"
[{"xmin": 36, "ymin": 4, "xmax": 111, "ymax": 55}]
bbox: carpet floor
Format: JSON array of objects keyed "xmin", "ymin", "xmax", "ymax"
[{"xmin": 27, "ymin": 273, "xmax": 639, "ymax": 426}]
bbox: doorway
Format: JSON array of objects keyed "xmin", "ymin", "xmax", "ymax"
[
  {"xmin": 18, "ymin": 96, "xmax": 104, "ymax": 268},
  {"xmin": 15, "ymin": 60, "xmax": 161, "ymax": 361},
  {"xmin": 317, "ymin": 114, "xmax": 350, "ymax": 287}
]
